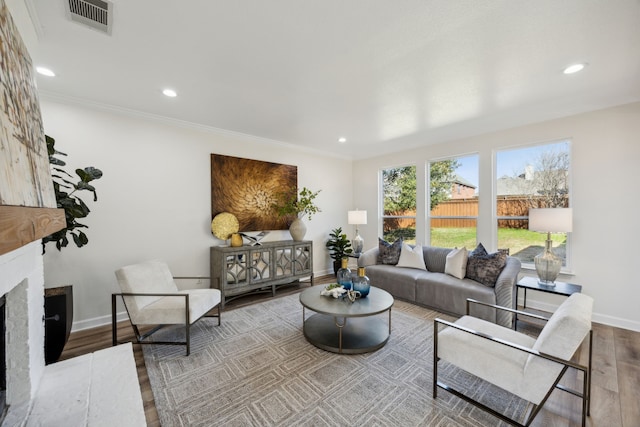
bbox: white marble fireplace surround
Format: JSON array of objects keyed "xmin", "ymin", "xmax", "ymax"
[{"xmin": 0, "ymin": 242, "xmax": 46, "ymax": 424}]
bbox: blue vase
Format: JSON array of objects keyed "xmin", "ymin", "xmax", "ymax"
[
  {"xmin": 352, "ymin": 267, "xmax": 370, "ymax": 297},
  {"xmin": 336, "ymin": 258, "xmax": 352, "ymax": 290}
]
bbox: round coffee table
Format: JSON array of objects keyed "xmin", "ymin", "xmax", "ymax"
[{"xmin": 299, "ymin": 286, "xmax": 394, "ymax": 354}]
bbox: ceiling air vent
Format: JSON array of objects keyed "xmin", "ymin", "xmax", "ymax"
[{"xmin": 65, "ymin": 0, "xmax": 112, "ymax": 35}]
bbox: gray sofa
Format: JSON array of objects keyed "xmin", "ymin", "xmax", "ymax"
[{"xmin": 357, "ymin": 245, "xmax": 521, "ymax": 327}]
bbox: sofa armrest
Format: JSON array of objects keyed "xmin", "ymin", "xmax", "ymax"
[
  {"xmin": 493, "ymin": 256, "xmax": 521, "ymax": 327},
  {"xmin": 357, "ymin": 247, "xmax": 379, "ymax": 268}
]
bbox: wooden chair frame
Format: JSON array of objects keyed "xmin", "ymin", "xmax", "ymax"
[
  {"xmin": 434, "ymin": 299, "xmax": 592, "ymax": 427},
  {"xmin": 112, "ymin": 292, "xmax": 221, "ymax": 356}
]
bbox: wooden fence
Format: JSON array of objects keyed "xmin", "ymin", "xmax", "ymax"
[{"xmin": 385, "ymin": 196, "xmax": 568, "ymax": 230}]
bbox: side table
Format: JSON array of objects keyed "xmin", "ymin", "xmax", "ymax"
[{"xmin": 514, "ymin": 276, "xmax": 582, "ymax": 329}]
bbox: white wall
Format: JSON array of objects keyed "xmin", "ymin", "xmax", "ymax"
[
  {"xmin": 353, "ymin": 102, "xmax": 640, "ymax": 331},
  {"xmin": 35, "ymin": 97, "xmax": 640, "ymax": 331},
  {"xmin": 40, "ymin": 98, "xmax": 352, "ymax": 329}
]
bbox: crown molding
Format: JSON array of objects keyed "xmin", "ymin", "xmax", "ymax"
[{"xmin": 38, "ymin": 90, "xmax": 349, "ymax": 160}]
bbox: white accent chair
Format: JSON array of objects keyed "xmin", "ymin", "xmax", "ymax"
[
  {"xmin": 112, "ymin": 260, "xmax": 221, "ymax": 356},
  {"xmin": 434, "ymin": 293, "xmax": 593, "ymax": 427}
]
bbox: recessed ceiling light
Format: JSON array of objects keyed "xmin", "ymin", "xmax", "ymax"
[
  {"xmin": 162, "ymin": 89, "xmax": 177, "ymax": 97},
  {"xmin": 563, "ymin": 63, "xmax": 587, "ymax": 74},
  {"xmin": 36, "ymin": 67, "xmax": 55, "ymax": 77},
  {"xmin": 338, "ymin": 137, "xmax": 347, "ymax": 143}
]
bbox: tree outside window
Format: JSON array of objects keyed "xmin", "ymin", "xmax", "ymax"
[{"xmin": 382, "ymin": 166, "xmax": 416, "ymax": 243}]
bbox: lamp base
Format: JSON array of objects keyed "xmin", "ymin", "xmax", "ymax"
[
  {"xmin": 352, "ymin": 233, "xmax": 364, "ymax": 255},
  {"xmin": 534, "ymin": 238, "xmax": 562, "ymax": 286}
]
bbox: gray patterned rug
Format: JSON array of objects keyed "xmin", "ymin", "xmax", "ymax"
[{"xmin": 143, "ymin": 289, "xmax": 528, "ymax": 426}]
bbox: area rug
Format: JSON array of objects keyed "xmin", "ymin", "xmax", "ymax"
[{"xmin": 143, "ymin": 290, "xmax": 528, "ymax": 426}]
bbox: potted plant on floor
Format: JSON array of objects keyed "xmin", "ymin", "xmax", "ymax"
[
  {"xmin": 273, "ymin": 186, "xmax": 321, "ymax": 241},
  {"xmin": 325, "ymin": 227, "xmax": 353, "ymax": 275},
  {"xmin": 42, "ymin": 135, "xmax": 103, "ymax": 364}
]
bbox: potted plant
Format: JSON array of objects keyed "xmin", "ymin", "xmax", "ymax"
[
  {"xmin": 325, "ymin": 227, "xmax": 353, "ymax": 274},
  {"xmin": 41, "ymin": 134, "xmax": 103, "ymax": 364},
  {"xmin": 42, "ymin": 135, "xmax": 104, "ymax": 251},
  {"xmin": 273, "ymin": 186, "xmax": 321, "ymax": 240}
]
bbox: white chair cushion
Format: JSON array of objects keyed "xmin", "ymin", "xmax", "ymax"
[
  {"xmin": 132, "ymin": 288, "xmax": 221, "ymax": 325},
  {"xmin": 438, "ymin": 316, "xmax": 537, "ymax": 401},
  {"xmin": 115, "ymin": 260, "xmax": 178, "ymax": 318},
  {"xmin": 438, "ymin": 293, "xmax": 593, "ymax": 404},
  {"xmin": 524, "ymin": 293, "xmax": 593, "ymax": 399}
]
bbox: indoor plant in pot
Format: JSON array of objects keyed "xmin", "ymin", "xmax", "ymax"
[
  {"xmin": 325, "ymin": 227, "xmax": 353, "ymax": 275},
  {"xmin": 41, "ymin": 135, "xmax": 103, "ymax": 364},
  {"xmin": 273, "ymin": 186, "xmax": 321, "ymax": 241}
]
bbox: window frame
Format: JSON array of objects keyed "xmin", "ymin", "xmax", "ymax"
[
  {"xmin": 493, "ymin": 139, "xmax": 572, "ymax": 272},
  {"xmin": 380, "ymin": 164, "xmax": 417, "ymax": 243},
  {"xmin": 427, "ymin": 154, "xmax": 479, "ymax": 248}
]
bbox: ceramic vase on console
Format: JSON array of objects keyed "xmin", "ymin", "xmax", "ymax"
[{"xmin": 289, "ymin": 217, "xmax": 307, "ymax": 241}]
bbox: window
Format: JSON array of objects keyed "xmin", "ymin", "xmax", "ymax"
[
  {"xmin": 496, "ymin": 140, "xmax": 571, "ymax": 267},
  {"xmin": 428, "ymin": 155, "xmax": 479, "ymax": 248},
  {"xmin": 381, "ymin": 165, "xmax": 416, "ymax": 244}
]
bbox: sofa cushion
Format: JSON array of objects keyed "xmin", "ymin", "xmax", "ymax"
[
  {"xmin": 422, "ymin": 246, "xmax": 452, "ymax": 273},
  {"xmin": 466, "ymin": 243, "xmax": 507, "ymax": 287},
  {"xmin": 416, "ymin": 273, "xmax": 496, "ymax": 321},
  {"xmin": 377, "ymin": 238, "xmax": 403, "ymax": 265},
  {"xmin": 364, "ymin": 264, "xmax": 419, "ymax": 301},
  {"xmin": 444, "ymin": 247, "xmax": 468, "ymax": 279},
  {"xmin": 397, "ymin": 243, "xmax": 427, "ymax": 270}
]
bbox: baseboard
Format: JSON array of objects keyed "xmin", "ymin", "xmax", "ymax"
[
  {"xmin": 518, "ymin": 298, "xmax": 640, "ymax": 332},
  {"xmin": 71, "ymin": 311, "xmax": 129, "ymax": 332},
  {"xmin": 76, "ymin": 284, "xmax": 639, "ymax": 334}
]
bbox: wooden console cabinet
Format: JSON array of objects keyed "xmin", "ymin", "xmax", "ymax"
[{"xmin": 210, "ymin": 240, "xmax": 313, "ymax": 307}]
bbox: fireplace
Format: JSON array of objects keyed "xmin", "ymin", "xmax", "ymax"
[
  {"xmin": 0, "ymin": 242, "xmax": 47, "ymax": 424},
  {"xmin": 1, "ymin": 295, "xmax": 6, "ymax": 421}
]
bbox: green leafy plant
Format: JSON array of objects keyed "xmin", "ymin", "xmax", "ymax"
[
  {"xmin": 42, "ymin": 135, "xmax": 103, "ymax": 252},
  {"xmin": 325, "ymin": 227, "xmax": 353, "ymax": 261},
  {"xmin": 273, "ymin": 186, "xmax": 321, "ymax": 221}
]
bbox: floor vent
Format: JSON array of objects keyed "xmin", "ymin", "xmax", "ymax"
[{"xmin": 65, "ymin": 0, "xmax": 112, "ymax": 35}]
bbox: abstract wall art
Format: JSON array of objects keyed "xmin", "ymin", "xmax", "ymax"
[{"xmin": 211, "ymin": 154, "xmax": 297, "ymax": 231}]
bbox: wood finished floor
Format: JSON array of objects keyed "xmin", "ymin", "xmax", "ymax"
[{"xmin": 60, "ymin": 277, "xmax": 640, "ymax": 427}]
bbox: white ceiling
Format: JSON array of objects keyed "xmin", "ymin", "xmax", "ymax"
[{"xmin": 28, "ymin": 0, "xmax": 640, "ymax": 158}]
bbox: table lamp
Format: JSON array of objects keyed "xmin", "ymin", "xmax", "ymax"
[
  {"xmin": 528, "ymin": 208, "xmax": 572, "ymax": 285},
  {"xmin": 348, "ymin": 210, "xmax": 367, "ymax": 255}
]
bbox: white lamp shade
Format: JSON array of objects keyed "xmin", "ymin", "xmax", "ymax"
[
  {"xmin": 348, "ymin": 210, "xmax": 367, "ymax": 225},
  {"xmin": 528, "ymin": 208, "xmax": 573, "ymax": 233}
]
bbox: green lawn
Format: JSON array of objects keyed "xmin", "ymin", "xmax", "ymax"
[{"xmin": 386, "ymin": 227, "xmax": 567, "ymax": 263}]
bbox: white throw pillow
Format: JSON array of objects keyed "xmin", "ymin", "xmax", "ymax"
[
  {"xmin": 396, "ymin": 243, "xmax": 427, "ymax": 270},
  {"xmin": 445, "ymin": 247, "xmax": 468, "ymax": 279}
]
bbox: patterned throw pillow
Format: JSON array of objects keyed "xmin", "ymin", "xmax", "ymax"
[
  {"xmin": 466, "ymin": 243, "xmax": 507, "ymax": 287},
  {"xmin": 377, "ymin": 237, "xmax": 403, "ymax": 265}
]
